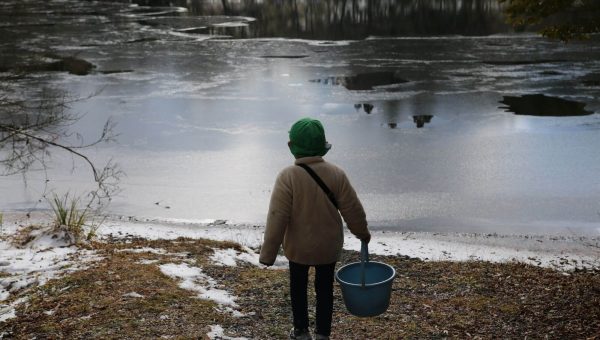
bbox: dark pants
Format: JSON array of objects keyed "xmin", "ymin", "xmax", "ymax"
[{"xmin": 289, "ymin": 261, "xmax": 336, "ymax": 337}]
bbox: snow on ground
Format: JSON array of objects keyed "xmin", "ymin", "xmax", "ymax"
[
  {"xmin": 210, "ymin": 246, "xmax": 287, "ymax": 269},
  {"xmin": 117, "ymin": 247, "xmax": 190, "ymax": 259},
  {"xmin": 0, "ymin": 297, "xmax": 27, "ymax": 323},
  {"xmin": 96, "ymin": 217, "xmax": 600, "ymax": 271},
  {"xmin": 99, "ymin": 217, "xmax": 265, "ymax": 247},
  {"xmin": 122, "ymin": 292, "xmax": 144, "ymax": 298},
  {"xmin": 159, "ymin": 262, "xmax": 238, "ymax": 307},
  {"xmin": 1, "ymin": 211, "xmax": 599, "ymax": 337},
  {"xmin": 1, "ymin": 211, "xmax": 599, "ymax": 325},
  {"xmin": 343, "ymin": 232, "xmax": 600, "ymax": 270},
  {"xmin": 207, "ymin": 324, "xmax": 248, "ymax": 340},
  {"xmin": 116, "ymin": 247, "xmax": 167, "ymax": 254},
  {"xmin": 0, "ymin": 217, "xmax": 102, "ymax": 322},
  {"xmin": 210, "ymin": 248, "xmax": 238, "ymax": 266}
]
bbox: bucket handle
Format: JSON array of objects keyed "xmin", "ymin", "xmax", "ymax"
[{"xmin": 360, "ymin": 240, "xmax": 369, "ymax": 288}]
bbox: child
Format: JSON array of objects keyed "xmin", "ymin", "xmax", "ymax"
[{"xmin": 260, "ymin": 117, "xmax": 371, "ymax": 340}]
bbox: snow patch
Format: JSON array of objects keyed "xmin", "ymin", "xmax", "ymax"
[
  {"xmin": 207, "ymin": 325, "xmax": 248, "ymax": 340},
  {"xmin": 118, "ymin": 247, "xmax": 188, "ymax": 259},
  {"xmin": 137, "ymin": 259, "xmax": 159, "ymax": 265},
  {"xmin": 210, "ymin": 246, "xmax": 287, "ymax": 269},
  {"xmin": 0, "ymin": 224, "xmax": 103, "ymax": 313},
  {"xmin": 116, "ymin": 247, "xmax": 167, "ymax": 254},
  {"xmin": 219, "ymin": 306, "xmax": 248, "ymax": 318},
  {"xmin": 122, "ymin": 292, "xmax": 144, "ymax": 298},
  {"xmin": 0, "ymin": 297, "xmax": 28, "ymax": 323},
  {"xmin": 0, "ymin": 305, "xmax": 16, "ymax": 323},
  {"xmin": 159, "ymin": 263, "xmax": 237, "ymax": 306},
  {"xmin": 210, "ymin": 248, "xmax": 240, "ymax": 266}
]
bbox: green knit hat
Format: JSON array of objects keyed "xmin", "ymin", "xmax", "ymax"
[{"xmin": 288, "ymin": 118, "xmax": 332, "ymax": 158}]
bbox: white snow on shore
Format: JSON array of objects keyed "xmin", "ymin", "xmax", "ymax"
[{"xmin": 93, "ymin": 216, "xmax": 600, "ymax": 271}]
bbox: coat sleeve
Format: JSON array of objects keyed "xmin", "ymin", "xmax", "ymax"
[
  {"xmin": 259, "ymin": 171, "xmax": 293, "ymax": 266},
  {"xmin": 337, "ymin": 171, "xmax": 371, "ymax": 241}
]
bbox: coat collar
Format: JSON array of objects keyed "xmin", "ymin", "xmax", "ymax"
[{"xmin": 294, "ymin": 156, "xmax": 324, "ymax": 165}]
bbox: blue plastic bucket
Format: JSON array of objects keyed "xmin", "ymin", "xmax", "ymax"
[{"xmin": 335, "ymin": 241, "xmax": 396, "ymax": 317}]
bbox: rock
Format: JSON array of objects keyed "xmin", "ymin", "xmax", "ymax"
[
  {"xmin": 16, "ymin": 55, "xmax": 96, "ymax": 76},
  {"xmin": 46, "ymin": 56, "xmax": 95, "ymax": 75}
]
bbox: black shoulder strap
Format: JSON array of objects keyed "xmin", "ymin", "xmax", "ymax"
[{"xmin": 297, "ymin": 163, "xmax": 339, "ymax": 210}]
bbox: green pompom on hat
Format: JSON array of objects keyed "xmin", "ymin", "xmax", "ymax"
[{"xmin": 288, "ymin": 117, "xmax": 332, "ymax": 158}]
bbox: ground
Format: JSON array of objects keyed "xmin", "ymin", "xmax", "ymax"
[{"xmin": 1, "ymin": 234, "xmax": 599, "ymax": 339}]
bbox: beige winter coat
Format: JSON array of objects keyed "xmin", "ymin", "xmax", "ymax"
[{"xmin": 259, "ymin": 156, "xmax": 370, "ymax": 266}]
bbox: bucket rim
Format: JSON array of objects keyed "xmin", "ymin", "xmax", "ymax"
[{"xmin": 335, "ymin": 261, "xmax": 396, "ymax": 288}]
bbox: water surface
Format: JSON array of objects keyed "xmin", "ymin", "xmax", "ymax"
[{"xmin": 1, "ymin": 0, "xmax": 599, "ymax": 235}]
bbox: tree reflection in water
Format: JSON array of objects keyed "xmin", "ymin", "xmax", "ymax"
[
  {"xmin": 310, "ymin": 72, "xmax": 408, "ymax": 91},
  {"xmin": 354, "ymin": 102, "xmax": 434, "ymax": 128},
  {"xmin": 130, "ymin": 0, "xmax": 510, "ymax": 39},
  {"xmin": 413, "ymin": 115, "xmax": 433, "ymax": 128}
]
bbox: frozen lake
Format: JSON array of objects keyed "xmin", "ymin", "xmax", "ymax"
[{"xmin": 1, "ymin": 0, "xmax": 599, "ymax": 235}]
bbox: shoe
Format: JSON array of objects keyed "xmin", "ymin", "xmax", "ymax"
[
  {"xmin": 289, "ymin": 327, "xmax": 312, "ymax": 340},
  {"xmin": 314, "ymin": 334, "xmax": 329, "ymax": 340}
]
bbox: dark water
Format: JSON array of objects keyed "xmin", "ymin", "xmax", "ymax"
[{"xmin": 1, "ymin": 0, "xmax": 600, "ymax": 235}]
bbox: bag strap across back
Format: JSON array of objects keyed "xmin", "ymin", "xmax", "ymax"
[{"xmin": 296, "ymin": 163, "xmax": 339, "ymax": 210}]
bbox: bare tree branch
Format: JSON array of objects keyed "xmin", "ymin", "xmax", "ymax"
[
  {"xmin": 0, "ymin": 124, "xmax": 101, "ymax": 181},
  {"xmin": 1, "ymin": 85, "xmax": 121, "ymax": 211}
]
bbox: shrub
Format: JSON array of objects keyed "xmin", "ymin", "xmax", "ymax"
[{"xmin": 49, "ymin": 193, "xmax": 89, "ymax": 244}]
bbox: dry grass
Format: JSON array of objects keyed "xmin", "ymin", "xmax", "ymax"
[
  {"xmin": 4, "ymin": 254, "xmax": 218, "ymax": 338},
  {"xmin": 1, "ymin": 238, "xmax": 599, "ymax": 339}
]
